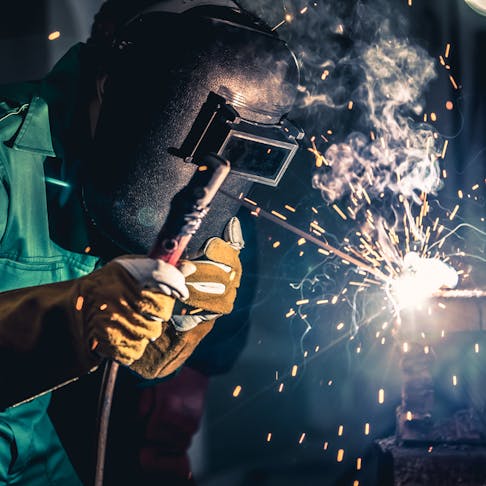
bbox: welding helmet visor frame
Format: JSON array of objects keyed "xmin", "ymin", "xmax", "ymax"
[{"xmin": 173, "ymin": 92, "xmax": 304, "ymax": 187}]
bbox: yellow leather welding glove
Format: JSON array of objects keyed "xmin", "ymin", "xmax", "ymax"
[
  {"xmin": 0, "ymin": 257, "xmax": 187, "ymax": 408},
  {"xmin": 130, "ymin": 217, "xmax": 244, "ymax": 379},
  {"xmin": 86, "ymin": 257, "xmax": 189, "ymax": 365}
]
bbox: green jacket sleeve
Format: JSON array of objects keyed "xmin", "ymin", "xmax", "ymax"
[
  {"xmin": 0, "ymin": 277, "xmax": 102, "ymax": 410},
  {"xmin": 0, "ymin": 161, "xmax": 8, "ymax": 242}
]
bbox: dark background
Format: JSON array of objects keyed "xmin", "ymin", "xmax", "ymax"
[{"xmin": 1, "ymin": 1, "xmax": 485, "ymax": 485}]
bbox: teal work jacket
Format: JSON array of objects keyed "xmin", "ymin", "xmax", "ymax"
[{"xmin": 0, "ymin": 45, "xmax": 99, "ymax": 485}]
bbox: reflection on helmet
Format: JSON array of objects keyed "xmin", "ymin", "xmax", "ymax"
[{"xmin": 83, "ymin": 2, "xmax": 301, "ymax": 256}]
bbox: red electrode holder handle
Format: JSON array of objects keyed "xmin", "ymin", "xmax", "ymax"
[
  {"xmin": 148, "ymin": 154, "xmax": 231, "ymax": 265},
  {"xmin": 94, "ymin": 154, "xmax": 230, "ymax": 486}
]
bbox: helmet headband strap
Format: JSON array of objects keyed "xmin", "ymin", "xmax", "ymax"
[{"xmin": 141, "ymin": 0, "xmax": 239, "ymax": 15}]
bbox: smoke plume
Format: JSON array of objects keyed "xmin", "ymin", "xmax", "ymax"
[{"xmin": 239, "ymin": 0, "xmax": 443, "ymax": 205}]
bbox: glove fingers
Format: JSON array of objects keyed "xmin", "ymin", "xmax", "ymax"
[
  {"xmin": 94, "ymin": 334, "xmax": 149, "ymax": 365},
  {"xmin": 171, "ymin": 313, "xmax": 220, "ymax": 331},
  {"xmin": 115, "ymin": 257, "xmax": 189, "ymax": 299},
  {"xmin": 223, "ymin": 216, "xmax": 245, "ymax": 250},
  {"xmin": 88, "ymin": 303, "xmax": 162, "ymax": 345},
  {"xmin": 151, "ymin": 260, "xmax": 189, "ymax": 300},
  {"xmin": 178, "ymin": 261, "xmax": 197, "ymax": 278},
  {"xmin": 204, "ymin": 238, "xmax": 242, "ymax": 274},
  {"xmin": 111, "ymin": 307, "xmax": 163, "ymax": 341},
  {"xmin": 184, "ymin": 287, "xmax": 237, "ymax": 315},
  {"xmin": 139, "ymin": 290, "xmax": 176, "ymax": 322},
  {"xmin": 187, "ymin": 281, "xmax": 226, "ymax": 295},
  {"xmin": 130, "ymin": 319, "xmax": 216, "ymax": 379}
]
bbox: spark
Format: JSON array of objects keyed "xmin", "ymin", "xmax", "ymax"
[
  {"xmin": 271, "ymin": 210, "xmax": 287, "ymax": 221},
  {"xmin": 449, "ymin": 75, "xmax": 459, "ymax": 90},
  {"xmin": 441, "ymin": 140, "xmax": 449, "ymax": 159},
  {"xmin": 332, "ymin": 204, "xmax": 348, "ymax": 220},
  {"xmin": 337, "ymin": 449, "xmax": 344, "ymax": 462},
  {"xmin": 308, "ymin": 138, "xmax": 328, "ymax": 167},
  {"xmin": 310, "ymin": 221, "xmax": 325, "ymax": 233},
  {"xmin": 364, "ymin": 423, "xmax": 370, "ymax": 435},
  {"xmin": 445, "ymin": 43, "xmax": 451, "ymax": 58},
  {"xmin": 299, "ymin": 432, "xmax": 306, "ymax": 444},
  {"xmin": 378, "ymin": 388, "xmax": 385, "ymax": 404},
  {"xmin": 75, "ymin": 296, "xmax": 84, "ymax": 311},
  {"xmin": 232, "ymin": 386, "xmax": 242, "ymax": 397},
  {"xmin": 388, "ymin": 252, "xmax": 458, "ymax": 310},
  {"xmin": 291, "ymin": 365, "xmax": 298, "ymax": 377},
  {"xmin": 449, "ymin": 204, "xmax": 460, "ymax": 220},
  {"xmin": 243, "ymin": 197, "xmax": 257, "ymax": 206},
  {"xmin": 48, "ymin": 31, "xmax": 61, "ymax": 41},
  {"xmin": 266, "ymin": 433, "xmax": 272, "ymax": 442}
]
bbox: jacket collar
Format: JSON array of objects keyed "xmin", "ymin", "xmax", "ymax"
[
  {"xmin": 11, "ymin": 96, "xmax": 56, "ymax": 157},
  {"xmin": 10, "ymin": 43, "xmax": 91, "ymax": 160}
]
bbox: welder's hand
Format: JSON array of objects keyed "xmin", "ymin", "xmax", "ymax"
[
  {"xmin": 129, "ymin": 217, "xmax": 244, "ymax": 379},
  {"xmin": 0, "ymin": 258, "xmax": 188, "ymax": 407},
  {"xmin": 82, "ymin": 258, "xmax": 188, "ymax": 366},
  {"xmin": 172, "ymin": 216, "xmax": 244, "ymax": 330}
]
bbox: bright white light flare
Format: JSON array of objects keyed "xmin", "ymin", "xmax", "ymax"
[
  {"xmin": 390, "ymin": 252, "xmax": 458, "ymax": 309},
  {"xmin": 465, "ymin": 0, "xmax": 486, "ymax": 16}
]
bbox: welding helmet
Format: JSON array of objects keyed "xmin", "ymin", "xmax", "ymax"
[{"xmin": 83, "ymin": 0, "xmax": 302, "ymax": 256}]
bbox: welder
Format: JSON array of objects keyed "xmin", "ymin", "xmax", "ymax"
[{"xmin": 0, "ymin": 0, "xmax": 301, "ymax": 484}]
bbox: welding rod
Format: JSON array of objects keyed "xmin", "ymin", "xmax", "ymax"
[
  {"xmin": 432, "ymin": 289, "xmax": 486, "ymax": 299},
  {"xmin": 222, "ymin": 190, "xmax": 389, "ymax": 282}
]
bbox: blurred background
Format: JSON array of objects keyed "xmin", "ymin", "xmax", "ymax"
[{"xmin": 1, "ymin": 1, "xmax": 485, "ymax": 485}]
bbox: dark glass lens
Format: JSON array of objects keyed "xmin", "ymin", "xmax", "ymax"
[{"xmin": 221, "ymin": 135, "xmax": 290, "ymax": 179}]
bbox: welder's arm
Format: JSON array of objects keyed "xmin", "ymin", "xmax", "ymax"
[
  {"xmin": 130, "ymin": 217, "xmax": 244, "ymax": 379},
  {"xmin": 0, "ymin": 259, "xmax": 186, "ymax": 410}
]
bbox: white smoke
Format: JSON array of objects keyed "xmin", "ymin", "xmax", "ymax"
[
  {"xmin": 239, "ymin": 0, "xmax": 444, "ymax": 205},
  {"xmin": 311, "ymin": 25, "xmax": 443, "ymax": 204}
]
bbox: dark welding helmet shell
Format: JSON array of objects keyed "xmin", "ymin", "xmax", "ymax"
[{"xmin": 83, "ymin": 5, "xmax": 300, "ymax": 256}]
